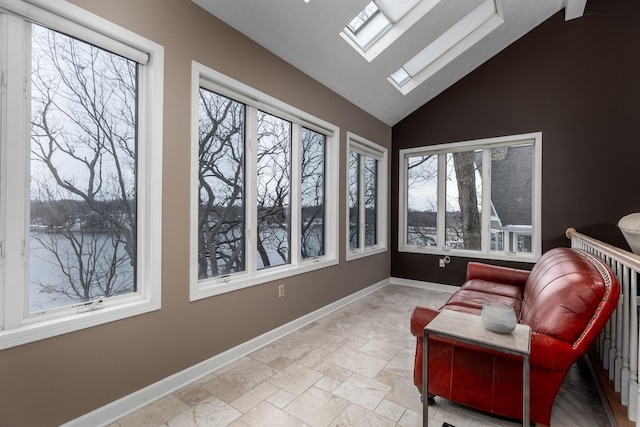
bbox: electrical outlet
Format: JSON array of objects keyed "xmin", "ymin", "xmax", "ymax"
[
  {"xmin": 278, "ymin": 284, "xmax": 285, "ymax": 298},
  {"xmin": 439, "ymin": 258, "xmax": 445, "ymax": 268}
]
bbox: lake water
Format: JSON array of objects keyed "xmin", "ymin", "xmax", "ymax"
[{"xmin": 29, "ymin": 233, "xmax": 134, "ymax": 313}]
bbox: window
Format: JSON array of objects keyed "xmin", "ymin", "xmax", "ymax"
[
  {"xmin": 196, "ymin": 89, "xmax": 245, "ymax": 278},
  {"xmin": 342, "ymin": 1, "xmax": 392, "ymax": 54},
  {"xmin": 398, "ymin": 132, "xmax": 541, "ymax": 262},
  {"xmin": 300, "ymin": 128, "xmax": 326, "ymax": 259},
  {"xmin": 340, "ymin": 0, "xmax": 438, "ymax": 62},
  {"xmin": 0, "ymin": 0, "xmax": 163, "ymax": 349},
  {"xmin": 388, "ymin": 0, "xmax": 503, "ymax": 94},
  {"xmin": 191, "ymin": 62, "xmax": 338, "ymax": 300},
  {"xmin": 256, "ymin": 111, "xmax": 292, "ymax": 269},
  {"xmin": 347, "ymin": 132, "xmax": 387, "ymax": 260},
  {"xmin": 347, "ymin": 1, "xmax": 382, "ymax": 35}
]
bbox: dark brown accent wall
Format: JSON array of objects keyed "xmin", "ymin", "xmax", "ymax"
[
  {"xmin": 391, "ymin": 0, "xmax": 640, "ymax": 285},
  {"xmin": 0, "ymin": 1, "xmax": 391, "ymax": 425}
]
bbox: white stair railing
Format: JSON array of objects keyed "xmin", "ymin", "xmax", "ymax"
[{"xmin": 566, "ymin": 228, "xmax": 640, "ymax": 423}]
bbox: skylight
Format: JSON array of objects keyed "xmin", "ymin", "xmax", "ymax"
[
  {"xmin": 347, "ymin": 2, "xmax": 381, "ymax": 35},
  {"xmin": 390, "ymin": 68, "xmax": 411, "ymax": 87},
  {"xmin": 389, "ymin": 0, "xmax": 504, "ymax": 94},
  {"xmin": 340, "ymin": 0, "xmax": 437, "ymax": 62},
  {"xmin": 343, "ymin": 2, "xmax": 391, "ymax": 52}
]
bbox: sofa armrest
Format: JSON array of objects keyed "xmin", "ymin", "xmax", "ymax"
[
  {"xmin": 410, "ymin": 306, "xmax": 440, "ymax": 337},
  {"xmin": 466, "ymin": 262, "xmax": 530, "ymax": 286},
  {"xmin": 530, "ymin": 332, "xmax": 577, "ymax": 371}
]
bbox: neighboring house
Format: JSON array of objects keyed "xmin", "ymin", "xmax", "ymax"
[{"xmin": 485, "ymin": 146, "xmax": 534, "ymax": 253}]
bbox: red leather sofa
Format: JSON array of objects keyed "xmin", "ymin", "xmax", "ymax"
[{"xmin": 410, "ymin": 247, "xmax": 620, "ymax": 425}]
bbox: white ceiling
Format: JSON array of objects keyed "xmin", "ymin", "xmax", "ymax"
[{"xmin": 192, "ymin": 0, "xmax": 586, "ymax": 126}]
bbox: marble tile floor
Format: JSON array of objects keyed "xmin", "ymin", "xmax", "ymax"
[{"xmin": 110, "ymin": 285, "xmax": 612, "ymax": 427}]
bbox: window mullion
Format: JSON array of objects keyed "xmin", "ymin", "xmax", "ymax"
[
  {"xmin": 358, "ymin": 154, "xmax": 366, "ymax": 250},
  {"xmin": 532, "ymin": 138, "xmax": 542, "ymax": 258},
  {"xmin": 376, "ymin": 155, "xmax": 386, "ymax": 249},
  {"xmin": 2, "ymin": 14, "xmax": 29, "ymax": 329},
  {"xmin": 324, "ymin": 132, "xmax": 336, "ymax": 260},
  {"xmin": 436, "ymin": 153, "xmax": 446, "ymax": 249},
  {"xmin": 481, "ymin": 149, "xmax": 491, "ymax": 253},
  {"xmin": 290, "ymin": 124, "xmax": 301, "ymax": 265},
  {"xmin": 398, "ymin": 154, "xmax": 408, "ymax": 248},
  {"xmin": 0, "ymin": 13, "xmax": 6, "ymax": 330},
  {"xmin": 245, "ymin": 107, "xmax": 258, "ymax": 274},
  {"xmin": 371, "ymin": 158, "xmax": 379, "ymax": 247}
]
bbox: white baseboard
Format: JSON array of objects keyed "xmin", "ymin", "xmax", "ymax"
[
  {"xmin": 62, "ymin": 278, "xmax": 391, "ymax": 427},
  {"xmin": 390, "ymin": 276, "xmax": 457, "ymax": 294}
]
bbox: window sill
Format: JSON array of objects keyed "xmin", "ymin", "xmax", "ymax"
[
  {"xmin": 398, "ymin": 245, "xmax": 539, "ymax": 263},
  {"xmin": 0, "ymin": 295, "xmax": 160, "ymax": 350},
  {"xmin": 346, "ymin": 246, "xmax": 387, "ymax": 262},
  {"xmin": 191, "ymin": 256, "xmax": 339, "ymax": 301}
]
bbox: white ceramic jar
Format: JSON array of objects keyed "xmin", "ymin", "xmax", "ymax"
[{"xmin": 481, "ymin": 302, "xmax": 517, "ymax": 334}]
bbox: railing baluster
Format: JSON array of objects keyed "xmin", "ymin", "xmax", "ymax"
[
  {"xmin": 614, "ymin": 260, "xmax": 624, "ymax": 391},
  {"xmin": 604, "ymin": 319, "xmax": 612, "ymax": 370},
  {"xmin": 628, "ymin": 271, "xmax": 638, "ymax": 421},
  {"xmin": 621, "ymin": 264, "xmax": 631, "ymax": 403},
  {"xmin": 610, "ymin": 256, "xmax": 619, "ymax": 380},
  {"xmin": 602, "ymin": 254, "xmax": 612, "ymax": 371}
]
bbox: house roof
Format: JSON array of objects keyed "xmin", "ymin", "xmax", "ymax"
[{"xmin": 476, "ymin": 145, "xmax": 533, "ymax": 227}]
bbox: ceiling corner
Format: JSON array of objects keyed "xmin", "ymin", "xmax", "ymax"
[{"xmin": 564, "ymin": 0, "xmax": 587, "ymax": 20}]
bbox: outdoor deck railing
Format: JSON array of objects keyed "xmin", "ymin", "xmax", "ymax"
[{"xmin": 566, "ymin": 227, "xmax": 640, "ymax": 423}]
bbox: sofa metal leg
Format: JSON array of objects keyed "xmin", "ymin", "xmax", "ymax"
[{"xmin": 425, "ymin": 393, "xmax": 435, "ymax": 405}]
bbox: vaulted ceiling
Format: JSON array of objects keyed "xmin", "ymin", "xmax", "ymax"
[{"xmin": 192, "ymin": 0, "xmax": 587, "ymax": 126}]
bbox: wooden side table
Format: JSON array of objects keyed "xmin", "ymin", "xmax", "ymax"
[{"xmin": 423, "ymin": 310, "xmax": 531, "ymax": 426}]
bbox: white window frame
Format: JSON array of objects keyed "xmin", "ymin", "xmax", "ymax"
[
  {"xmin": 0, "ymin": 0, "xmax": 163, "ymax": 350},
  {"xmin": 346, "ymin": 132, "xmax": 388, "ymax": 261},
  {"xmin": 398, "ymin": 132, "xmax": 542, "ymax": 262},
  {"xmin": 190, "ymin": 62, "xmax": 339, "ymax": 301}
]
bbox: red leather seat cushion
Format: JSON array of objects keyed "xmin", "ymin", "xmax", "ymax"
[
  {"xmin": 443, "ymin": 281, "xmax": 523, "ymax": 319},
  {"xmin": 461, "ymin": 279, "xmax": 524, "ymax": 299}
]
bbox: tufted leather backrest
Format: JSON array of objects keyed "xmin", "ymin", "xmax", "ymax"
[{"xmin": 520, "ymin": 247, "xmax": 620, "ymax": 349}]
